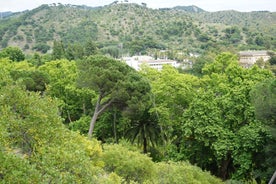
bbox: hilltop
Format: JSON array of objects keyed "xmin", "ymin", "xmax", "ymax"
[{"xmin": 0, "ymin": 3, "xmax": 275, "ymax": 57}]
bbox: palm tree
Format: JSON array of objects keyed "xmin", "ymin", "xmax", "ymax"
[{"xmin": 125, "ymin": 107, "xmax": 161, "ymax": 153}]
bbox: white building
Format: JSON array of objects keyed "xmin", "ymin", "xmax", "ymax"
[
  {"xmin": 239, "ymin": 50, "xmax": 270, "ymax": 68},
  {"xmin": 122, "ymin": 55, "xmax": 179, "ymax": 70}
]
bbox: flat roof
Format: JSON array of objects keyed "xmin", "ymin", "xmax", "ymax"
[{"xmin": 239, "ymin": 50, "xmax": 268, "ymax": 56}]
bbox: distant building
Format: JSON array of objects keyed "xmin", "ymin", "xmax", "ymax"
[
  {"xmin": 122, "ymin": 55, "xmax": 179, "ymax": 70},
  {"xmin": 239, "ymin": 50, "xmax": 270, "ymax": 68}
]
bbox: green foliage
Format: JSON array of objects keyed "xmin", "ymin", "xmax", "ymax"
[
  {"xmin": 0, "ymin": 58, "xmax": 13, "ymax": 87},
  {"xmin": 77, "ymin": 55, "xmax": 131, "ymax": 97},
  {"xmin": 77, "ymin": 55, "xmax": 151, "ymax": 137},
  {"xmin": 180, "ymin": 53, "xmax": 274, "ymax": 181},
  {"xmin": 250, "ymin": 78, "xmax": 276, "ymax": 122},
  {"xmin": 69, "ymin": 115, "xmax": 90, "ymax": 134},
  {"xmin": 32, "ymin": 43, "xmax": 50, "ymax": 53},
  {"xmin": 102, "ymin": 144, "xmax": 155, "ymax": 183},
  {"xmin": 10, "ymin": 70, "xmax": 50, "ymax": 92},
  {"xmin": 52, "ymin": 40, "xmax": 66, "ymax": 60},
  {"xmin": 84, "ymin": 40, "xmax": 98, "ymax": 56},
  {"xmin": 39, "ymin": 59, "xmax": 94, "ymax": 122},
  {"xmin": 1, "ymin": 4, "xmax": 275, "ymax": 55},
  {"xmin": 102, "ymin": 144, "xmax": 223, "ymax": 183},
  {"xmin": 65, "ymin": 43, "xmax": 85, "ymax": 60},
  {"xmin": 0, "ymin": 151, "xmax": 41, "ymax": 183},
  {"xmin": 0, "ymin": 47, "xmax": 25, "ymax": 62},
  {"xmin": 0, "ymin": 55, "xmax": 224, "ymax": 183},
  {"xmin": 186, "ymin": 53, "xmax": 214, "ymax": 76},
  {"xmin": 223, "ymin": 26, "xmax": 243, "ymax": 44},
  {"xmin": 0, "ymin": 83, "xmax": 120, "ymax": 183},
  {"xmin": 125, "ymin": 106, "xmax": 161, "ymax": 153},
  {"xmin": 155, "ymin": 162, "xmax": 222, "ymax": 184},
  {"xmin": 142, "ymin": 65, "xmax": 200, "ymax": 149},
  {"xmin": 0, "ymin": 85, "xmax": 64, "ymax": 154},
  {"xmin": 250, "ymin": 78, "xmax": 276, "ymax": 181}
]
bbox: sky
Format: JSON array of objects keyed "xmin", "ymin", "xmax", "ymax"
[{"xmin": 0, "ymin": 0, "xmax": 276, "ymax": 12}]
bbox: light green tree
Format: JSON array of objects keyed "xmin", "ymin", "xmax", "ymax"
[
  {"xmin": 39, "ymin": 59, "xmax": 94, "ymax": 122},
  {"xmin": 141, "ymin": 65, "xmax": 200, "ymax": 153},
  {"xmin": 180, "ymin": 52, "xmax": 274, "ymax": 181}
]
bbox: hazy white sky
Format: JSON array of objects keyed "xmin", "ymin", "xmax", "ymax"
[{"xmin": 0, "ymin": 0, "xmax": 275, "ymax": 12}]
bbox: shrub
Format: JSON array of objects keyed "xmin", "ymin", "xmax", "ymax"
[{"xmin": 102, "ymin": 144, "xmax": 155, "ymax": 183}]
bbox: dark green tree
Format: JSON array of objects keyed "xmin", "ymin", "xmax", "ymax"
[
  {"xmin": 65, "ymin": 43, "xmax": 85, "ymax": 60},
  {"xmin": 223, "ymin": 26, "xmax": 242, "ymax": 44},
  {"xmin": 0, "ymin": 47, "xmax": 25, "ymax": 62},
  {"xmin": 250, "ymin": 78, "xmax": 276, "ymax": 182},
  {"xmin": 125, "ymin": 106, "xmax": 161, "ymax": 154},
  {"xmin": 52, "ymin": 40, "xmax": 65, "ymax": 60},
  {"xmin": 10, "ymin": 70, "xmax": 50, "ymax": 92},
  {"xmin": 84, "ymin": 40, "xmax": 98, "ymax": 57},
  {"xmin": 77, "ymin": 55, "xmax": 151, "ymax": 138}
]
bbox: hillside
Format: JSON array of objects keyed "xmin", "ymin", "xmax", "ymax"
[
  {"xmin": 172, "ymin": 5, "xmax": 206, "ymax": 13},
  {"xmin": 0, "ymin": 3, "xmax": 275, "ymax": 56}
]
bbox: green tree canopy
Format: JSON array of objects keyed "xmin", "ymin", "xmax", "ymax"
[
  {"xmin": 0, "ymin": 47, "xmax": 25, "ymax": 62},
  {"xmin": 77, "ymin": 55, "xmax": 151, "ymax": 138},
  {"xmin": 250, "ymin": 78, "xmax": 276, "ymax": 181},
  {"xmin": 141, "ymin": 65, "xmax": 200, "ymax": 151},
  {"xmin": 180, "ymin": 53, "xmax": 273, "ymax": 181}
]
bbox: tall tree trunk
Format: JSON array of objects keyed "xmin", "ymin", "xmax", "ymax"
[
  {"xmin": 218, "ymin": 153, "xmax": 232, "ymax": 180},
  {"xmin": 88, "ymin": 106, "xmax": 99, "ymax": 138},
  {"xmin": 88, "ymin": 96, "xmax": 101, "ymax": 138},
  {"xmin": 269, "ymin": 171, "xmax": 276, "ymax": 184},
  {"xmin": 113, "ymin": 109, "xmax": 118, "ymax": 143},
  {"xmin": 88, "ymin": 95, "xmax": 114, "ymax": 138},
  {"xmin": 143, "ymin": 136, "xmax": 147, "ymax": 154},
  {"xmin": 143, "ymin": 126, "xmax": 147, "ymax": 153}
]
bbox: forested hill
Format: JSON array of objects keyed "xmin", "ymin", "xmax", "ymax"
[{"xmin": 0, "ymin": 3, "xmax": 276, "ymax": 56}]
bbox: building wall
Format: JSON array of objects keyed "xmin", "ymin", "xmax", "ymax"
[
  {"xmin": 239, "ymin": 51, "xmax": 270, "ymax": 68},
  {"xmin": 122, "ymin": 56, "xmax": 178, "ymax": 70}
]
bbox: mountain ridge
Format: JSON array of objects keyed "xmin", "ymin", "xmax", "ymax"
[{"xmin": 0, "ymin": 3, "xmax": 275, "ymax": 57}]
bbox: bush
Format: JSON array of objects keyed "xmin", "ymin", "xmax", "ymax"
[
  {"xmin": 102, "ymin": 144, "xmax": 155, "ymax": 183},
  {"xmin": 0, "ymin": 151, "xmax": 42, "ymax": 183},
  {"xmin": 155, "ymin": 162, "xmax": 222, "ymax": 184},
  {"xmin": 0, "ymin": 85, "xmax": 117, "ymax": 183}
]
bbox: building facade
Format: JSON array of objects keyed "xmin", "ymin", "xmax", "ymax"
[
  {"xmin": 239, "ymin": 50, "xmax": 270, "ymax": 68},
  {"xmin": 122, "ymin": 55, "xmax": 179, "ymax": 70}
]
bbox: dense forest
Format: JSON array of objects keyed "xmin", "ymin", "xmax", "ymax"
[{"xmin": 0, "ymin": 2, "xmax": 276, "ymax": 184}]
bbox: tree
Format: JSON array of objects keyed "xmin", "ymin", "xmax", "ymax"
[
  {"xmin": 223, "ymin": 26, "xmax": 242, "ymax": 44},
  {"xmin": 141, "ymin": 65, "xmax": 199, "ymax": 151},
  {"xmin": 10, "ymin": 70, "xmax": 50, "ymax": 92},
  {"xmin": 0, "ymin": 58, "xmax": 13, "ymax": 88},
  {"xmin": 39, "ymin": 59, "xmax": 94, "ymax": 123},
  {"xmin": 250, "ymin": 78, "xmax": 276, "ymax": 182},
  {"xmin": 65, "ymin": 43, "xmax": 85, "ymax": 60},
  {"xmin": 125, "ymin": 106, "xmax": 161, "ymax": 154},
  {"xmin": 84, "ymin": 40, "xmax": 98, "ymax": 57},
  {"xmin": 250, "ymin": 78, "xmax": 276, "ymax": 122},
  {"xmin": 77, "ymin": 55, "xmax": 151, "ymax": 138},
  {"xmin": 52, "ymin": 40, "xmax": 65, "ymax": 60},
  {"xmin": 0, "ymin": 47, "xmax": 25, "ymax": 62},
  {"xmin": 0, "ymin": 83, "xmax": 116, "ymax": 183},
  {"xmin": 180, "ymin": 53, "xmax": 273, "ymax": 181},
  {"xmin": 102, "ymin": 144, "xmax": 155, "ymax": 183}
]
